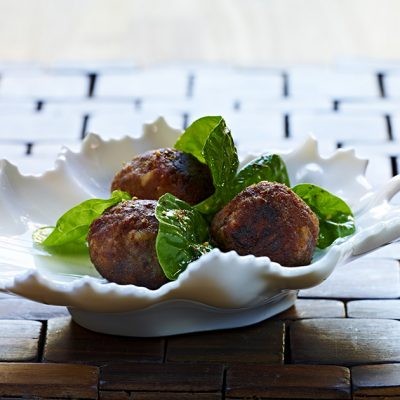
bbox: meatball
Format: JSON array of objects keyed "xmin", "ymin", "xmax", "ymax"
[
  {"xmin": 210, "ymin": 181, "xmax": 319, "ymax": 266},
  {"xmin": 87, "ymin": 199, "xmax": 168, "ymax": 289},
  {"xmin": 111, "ymin": 148, "xmax": 214, "ymax": 205}
]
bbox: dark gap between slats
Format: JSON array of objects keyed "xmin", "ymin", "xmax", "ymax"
[
  {"xmin": 37, "ymin": 320, "xmax": 47, "ymax": 362},
  {"xmin": 390, "ymin": 156, "xmax": 398, "ymax": 177},
  {"xmin": 182, "ymin": 112, "xmax": 189, "ymax": 130},
  {"xmin": 377, "ymin": 72, "xmax": 386, "ymax": 97},
  {"xmin": 349, "ymin": 368, "xmax": 354, "ymax": 400},
  {"xmin": 284, "ymin": 114, "xmax": 290, "ymax": 138},
  {"xmin": 87, "ymin": 73, "xmax": 97, "ymax": 97},
  {"xmin": 385, "ymin": 115, "xmax": 394, "ymax": 141},
  {"xmin": 25, "ymin": 142, "xmax": 33, "ymax": 155},
  {"xmin": 162, "ymin": 339, "xmax": 168, "ymax": 363},
  {"xmin": 343, "ymin": 300, "xmax": 349, "ymax": 318},
  {"xmin": 36, "ymin": 100, "xmax": 44, "ymax": 111},
  {"xmin": 282, "ymin": 72, "xmax": 289, "ymax": 97},
  {"xmin": 81, "ymin": 114, "xmax": 90, "ymax": 139},
  {"xmin": 221, "ymin": 366, "xmax": 228, "ymax": 400},
  {"xmin": 134, "ymin": 98, "xmax": 142, "ymax": 111},
  {"xmin": 333, "ymin": 100, "xmax": 340, "ymax": 111},
  {"xmin": 187, "ymin": 73, "xmax": 195, "ymax": 98},
  {"xmin": 283, "ymin": 321, "xmax": 292, "ymax": 363}
]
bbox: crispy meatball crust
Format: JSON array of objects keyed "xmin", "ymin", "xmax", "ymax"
[
  {"xmin": 87, "ymin": 199, "xmax": 168, "ymax": 289},
  {"xmin": 210, "ymin": 181, "xmax": 319, "ymax": 266},
  {"xmin": 111, "ymin": 148, "xmax": 214, "ymax": 205}
]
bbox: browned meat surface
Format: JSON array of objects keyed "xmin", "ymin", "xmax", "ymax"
[
  {"xmin": 87, "ymin": 199, "xmax": 168, "ymax": 289},
  {"xmin": 111, "ymin": 148, "xmax": 214, "ymax": 205},
  {"xmin": 210, "ymin": 181, "xmax": 319, "ymax": 266}
]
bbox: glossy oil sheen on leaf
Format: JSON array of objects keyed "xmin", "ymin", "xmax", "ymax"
[
  {"xmin": 292, "ymin": 183, "xmax": 356, "ymax": 249},
  {"xmin": 155, "ymin": 193, "xmax": 212, "ymax": 280}
]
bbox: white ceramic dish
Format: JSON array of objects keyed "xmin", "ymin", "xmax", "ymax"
[{"xmin": 1, "ymin": 117, "xmax": 400, "ymax": 337}]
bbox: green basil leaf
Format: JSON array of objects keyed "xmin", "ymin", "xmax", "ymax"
[
  {"xmin": 203, "ymin": 119, "xmax": 239, "ymax": 189},
  {"xmin": 34, "ymin": 190, "xmax": 131, "ymax": 250},
  {"xmin": 175, "ymin": 116, "xmax": 239, "ymax": 215},
  {"xmin": 155, "ymin": 193, "xmax": 212, "ymax": 280},
  {"xmin": 292, "ymin": 183, "xmax": 355, "ymax": 249},
  {"xmin": 233, "ymin": 154, "xmax": 290, "ymax": 193},
  {"xmin": 32, "ymin": 227, "xmax": 91, "ymax": 254},
  {"xmin": 194, "ymin": 119, "xmax": 239, "ymax": 215},
  {"xmin": 174, "ymin": 116, "xmax": 224, "ymax": 163},
  {"xmin": 196, "ymin": 152, "xmax": 289, "ymax": 216}
]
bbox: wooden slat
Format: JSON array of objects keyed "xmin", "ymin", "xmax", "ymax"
[
  {"xmin": 100, "ymin": 363, "xmax": 223, "ymax": 393},
  {"xmin": 95, "ymin": 69, "xmax": 189, "ymax": 98},
  {"xmin": 99, "ymin": 391, "xmax": 130, "ymax": 400},
  {"xmin": 44, "ymin": 317, "xmax": 164, "ymax": 364},
  {"xmin": 0, "ymin": 297, "xmax": 68, "ymax": 320},
  {"xmin": 166, "ymin": 320, "xmax": 285, "ymax": 364},
  {"xmin": 0, "ymin": 72, "xmax": 88, "ymax": 98},
  {"xmin": 0, "ymin": 112, "xmax": 83, "ymax": 143},
  {"xmin": 0, "ymin": 320, "xmax": 42, "ymax": 362},
  {"xmin": 347, "ymin": 300, "xmax": 400, "ymax": 319},
  {"xmin": 352, "ymin": 364, "xmax": 400, "ymax": 398},
  {"xmin": 290, "ymin": 113, "xmax": 388, "ymax": 146},
  {"xmin": 0, "ymin": 363, "xmax": 98, "ymax": 399},
  {"xmin": 226, "ymin": 364, "xmax": 351, "ymax": 399},
  {"xmin": 291, "ymin": 318, "xmax": 400, "ymax": 365},
  {"xmin": 130, "ymin": 393, "xmax": 221, "ymax": 400},
  {"xmin": 275, "ymin": 299, "xmax": 345, "ymax": 320},
  {"xmin": 193, "ymin": 69, "xmax": 283, "ymax": 100},
  {"xmin": 299, "ymin": 258, "xmax": 400, "ymax": 299},
  {"xmin": 289, "ymin": 67, "xmax": 379, "ymax": 99}
]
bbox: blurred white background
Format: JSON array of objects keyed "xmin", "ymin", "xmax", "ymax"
[{"xmin": 0, "ymin": 0, "xmax": 399, "ymax": 66}]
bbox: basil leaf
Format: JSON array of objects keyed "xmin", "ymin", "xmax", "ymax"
[
  {"xmin": 195, "ymin": 119, "xmax": 239, "ymax": 214},
  {"xmin": 203, "ymin": 119, "xmax": 239, "ymax": 189},
  {"xmin": 292, "ymin": 183, "xmax": 355, "ymax": 249},
  {"xmin": 174, "ymin": 116, "xmax": 224, "ymax": 163},
  {"xmin": 155, "ymin": 193, "xmax": 212, "ymax": 280},
  {"xmin": 34, "ymin": 190, "xmax": 131, "ymax": 250},
  {"xmin": 196, "ymin": 152, "xmax": 289, "ymax": 216},
  {"xmin": 233, "ymin": 154, "xmax": 290, "ymax": 193}
]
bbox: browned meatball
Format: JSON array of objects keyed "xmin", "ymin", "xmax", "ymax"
[
  {"xmin": 111, "ymin": 148, "xmax": 214, "ymax": 205},
  {"xmin": 210, "ymin": 181, "xmax": 319, "ymax": 266},
  {"xmin": 87, "ymin": 199, "xmax": 168, "ymax": 289}
]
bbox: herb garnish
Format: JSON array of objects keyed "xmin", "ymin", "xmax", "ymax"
[
  {"xmin": 33, "ymin": 190, "xmax": 130, "ymax": 252},
  {"xmin": 292, "ymin": 184, "xmax": 356, "ymax": 249},
  {"xmin": 176, "ymin": 116, "xmax": 290, "ymax": 215},
  {"xmin": 34, "ymin": 116, "xmax": 356, "ymax": 280},
  {"xmin": 155, "ymin": 193, "xmax": 212, "ymax": 280}
]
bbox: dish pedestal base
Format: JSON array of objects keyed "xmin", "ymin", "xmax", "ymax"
[{"xmin": 68, "ymin": 290, "xmax": 297, "ymax": 337}]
